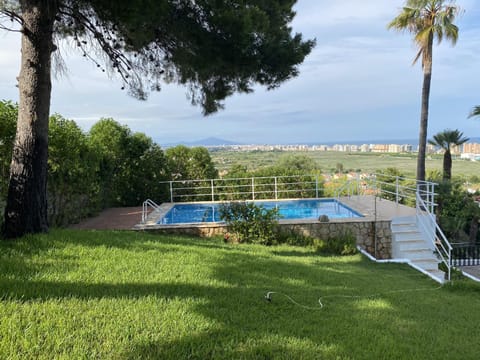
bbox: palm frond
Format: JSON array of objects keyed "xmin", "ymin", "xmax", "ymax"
[
  {"xmin": 429, "ymin": 129, "xmax": 469, "ymax": 150},
  {"xmin": 468, "ymin": 106, "xmax": 480, "ymax": 119},
  {"xmin": 388, "ymin": 0, "xmax": 459, "ymax": 64}
]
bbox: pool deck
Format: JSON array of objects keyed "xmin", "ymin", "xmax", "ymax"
[
  {"xmin": 339, "ymin": 195, "xmax": 416, "ymax": 220},
  {"xmin": 135, "ymin": 196, "xmax": 417, "ymax": 231}
]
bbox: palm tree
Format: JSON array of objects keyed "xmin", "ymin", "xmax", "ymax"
[
  {"xmin": 388, "ymin": 0, "xmax": 459, "ymax": 182},
  {"xmin": 428, "ymin": 129, "xmax": 469, "ymax": 181},
  {"xmin": 468, "ymin": 106, "xmax": 480, "ymax": 118}
]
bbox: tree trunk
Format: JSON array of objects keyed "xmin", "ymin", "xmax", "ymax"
[
  {"xmin": 2, "ymin": 0, "xmax": 58, "ymax": 239},
  {"xmin": 469, "ymin": 215, "xmax": 478, "ymax": 244},
  {"xmin": 443, "ymin": 149, "xmax": 452, "ymax": 181},
  {"xmin": 416, "ymin": 36, "xmax": 434, "ymax": 183}
]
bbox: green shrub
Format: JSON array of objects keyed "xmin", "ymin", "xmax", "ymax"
[
  {"xmin": 219, "ymin": 202, "xmax": 280, "ymax": 245},
  {"xmin": 275, "ymin": 228, "xmax": 315, "ymax": 247},
  {"xmin": 313, "ymin": 230, "xmax": 357, "ymax": 255}
]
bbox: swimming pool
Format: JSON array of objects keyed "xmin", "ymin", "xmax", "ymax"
[{"xmin": 158, "ymin": 199, "xmax": 363, "ymax": 225}]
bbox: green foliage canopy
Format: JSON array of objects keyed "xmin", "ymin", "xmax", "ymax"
[
  {"xmin": 1, "ymin": 0, "xmax": 314, "ymax": 238},
  {"xmin": 1, "ymin": 0, "xmax": 315, "ymax": 114},
  {"xmin": 428, "ymin": 129, "xmax": 469, "ymax": 181}
]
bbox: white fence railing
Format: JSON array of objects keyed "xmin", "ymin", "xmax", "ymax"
[
  {"xmin": 160, "ymin": 175, "xmax": 322, "ymax": 203},
  {"xmin": 415, "ymin": 193, "xmax": 452, "ymax": 281},
  {"xmin": 334, "ymin": 174, "xmax": 434, "ymax": 209}
]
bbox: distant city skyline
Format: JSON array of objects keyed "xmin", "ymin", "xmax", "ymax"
[
  {"xmin": 1, "ymin": 1, "xmax": 480, "ymax": 144},
  {"xmin": 202, "ymin": 140, "xmax": 480, "ymax": 159},
  {"xmin": 164, "ymin": 136, "xmax": 480, "ymax": 149}
]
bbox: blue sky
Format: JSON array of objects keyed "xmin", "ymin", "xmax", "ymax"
[{"xmin": 1, "ymin": 0, "xmax": 480, "ymax": 146}]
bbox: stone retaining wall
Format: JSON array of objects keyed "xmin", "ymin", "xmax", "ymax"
[
  {"xmin": 277, "ymin": 221, "xmax": 392, "ymax": 259},
  {"xmin": 147, "ymin": 219, "xmax": 392, "ymax": 259}
]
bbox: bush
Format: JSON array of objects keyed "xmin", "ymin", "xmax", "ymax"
[
  {"xmin": 275, "ymin": 228, "xmax": 315, "ymax": 247},
  {"xmin": 313, "ymin": 230, "xmax": 357, "ymax": 255},
  {"xmin": 219, "ymin": 202, "xmax": 280, "ymax": 245},
  {"xmin": 436, "ymin": 180, "xmax": 480, "ymax": 242}
]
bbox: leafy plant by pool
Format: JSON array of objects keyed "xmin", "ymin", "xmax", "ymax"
[{"xmin": 219, "ymin": 201, "xmax": 280, "ymax": 245}]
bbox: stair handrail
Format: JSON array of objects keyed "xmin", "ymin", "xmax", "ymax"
[
  {"xmin": 415, "ymin": 193, "xmax": 453, "ymax": 281},
  {"xmin": 334, "ymin": 180, "xmax": 358, "ymax": 199},
  {"xmin": 142, "ymin": 199, "xmax": 160, "ymax": 223}
]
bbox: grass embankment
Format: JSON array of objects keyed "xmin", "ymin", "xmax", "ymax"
[{"xmin": 1, "ymin": 230, "xmax": 480, "ymax": 359}]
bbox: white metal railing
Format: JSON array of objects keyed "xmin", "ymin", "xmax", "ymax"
[
  {"xmin": 142, "ymin": 199, "xmax": 160, "ymax": 223},
  {"xmin": 335, "ymin": 173, "xmax": 425, "ymax": 207},
  {"xmin": 160, "ymin": 175, "xmax": 322, "ymax": 203},
  {"xmin": 415, "ymin": 193, "xmax": 452, "ymax": 281},
  {"xmin": 334, "ymin": 179, "xmax": 359, "ymax": 198}
]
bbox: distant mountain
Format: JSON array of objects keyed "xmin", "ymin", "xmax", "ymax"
[{"xmin": 160, "ymin": 137, "xmax": 242, "ymax": 148}]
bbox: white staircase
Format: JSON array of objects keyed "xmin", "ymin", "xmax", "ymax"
[{"xmin": 391, "ymin": 216, "xmax": 445, "ymax": 283}]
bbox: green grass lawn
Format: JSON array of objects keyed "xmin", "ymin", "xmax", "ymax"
[{"xmin": 1, "ymin": 230, "xmax": 480, "ymax": 359}]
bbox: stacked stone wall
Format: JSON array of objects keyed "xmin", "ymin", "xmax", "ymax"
[{"xmin": 148, "ymin": 220, "xmax": 392, "ymax": 259}]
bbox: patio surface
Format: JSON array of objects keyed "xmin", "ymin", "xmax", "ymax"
[
  {"xmin": 69, "ymin": 207, "xmax": 143, "ymax": 230},
  {"xmin": 71, "ymin": 196, "xmax": 414, "ymax": 231},
  {"xmin": 339, "ymin": 195, "xmax": 416, "ymax": 220},
  {"xmin": 460, "ymin": 266, "xmax": 480, "ymax": 281}
]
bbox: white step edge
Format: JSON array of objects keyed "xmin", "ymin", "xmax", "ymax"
[
  {"xmin": 357, "ymin": 246, "xmax": 445, "ymax": 284},
  {"xmin": 398, "ymin": 249, "xmax": 437, "ymax": 260}
]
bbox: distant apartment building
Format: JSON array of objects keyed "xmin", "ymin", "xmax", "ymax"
[
  {"xmin": 463, "ymin": 143, "xmax": 480, "ymax": 154},
  {"xmin": 426, "ymin": 144, "xmax": 436, "ymax": 154},
  {"xmin": 451, "ymin": 144, "xmax": 461, "ymax": 155},
  {"xmin": 388, "ymin": 144, "xmax": 402, "ymax": 153},
  {"xmin": 401, "ymin": 144, "xmax": 413, "ymax": 153},
  {"xmin": 360, "ymin": 144, "xmax": 370, "ymax": 152},
  {"xmin": 461, "ymin": 143, "xmax": 480, "ymax": 161},
  {"xmin": 371, "ymin": 144, "xmax": 389, "ymax": 153}
]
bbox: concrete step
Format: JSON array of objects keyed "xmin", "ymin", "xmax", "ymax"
[
  {"xmin": 391, "ymin": 224, "xmax": 418, "ymax": 233},
  {"xmin": 391, "ymin": 216, "xmax": 446, "ymax": 284},
  {"xmin": 393, "ymin": 232, "xmax": 424, "ymax": 242},
  {"xmin": 399, "ymin": 248, "xmax": 435, "ymax": 260},
  {"xmin": 426, "ymin": 269, "xmax": 446, "ymax": 283},
  {"xmin": 411, "ymin": 258, "xmax": 440, "ymax": 271},
  {"xmin": 391, "ymin": 216, "xmax": 416, "ymax": 226},
  {"xmin": 398, "ymin": 240, "xmax": 431, "ymax": 252}
]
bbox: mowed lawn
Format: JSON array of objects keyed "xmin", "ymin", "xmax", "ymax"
[{"xmin": 1, "ymin": 230, "xmax": 480, "ymax": 359}]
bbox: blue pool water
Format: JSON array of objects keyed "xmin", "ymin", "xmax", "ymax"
[{"xmin": 159, "ymin": 199, "xmax": 362, "ymax": 225}]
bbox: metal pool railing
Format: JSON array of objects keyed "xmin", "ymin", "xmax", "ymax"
[
  {"xmin": 334, "ymin": 173, "xmax": 436, "ymax": 209},
  {"xmin": 159, "ymin": 175, "xmax": 322, "ymax": 203},
  {"xmin": 142, "ymin": 199, "xmax": 160, "ymax": 223}
]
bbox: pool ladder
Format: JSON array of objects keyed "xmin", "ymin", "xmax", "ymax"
[{"xmin": 142, "ymin": 199, "xmax": 160, "ymax": 223}]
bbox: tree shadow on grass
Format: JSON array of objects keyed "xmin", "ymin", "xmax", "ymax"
[
  {"xmin": 0, "ymin": 250, "xmax": 356, "ymax": 301},
  {"xmin": 271, "ymin": 249, "xmax": 318, "ymax": 257},
  {"xmin": 120, "ymin": 329, "xmax": 341, "ymax": 360},
  {"xmin": 3, "ymin": 231, "xmax": 473, "ymax": 359}
]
